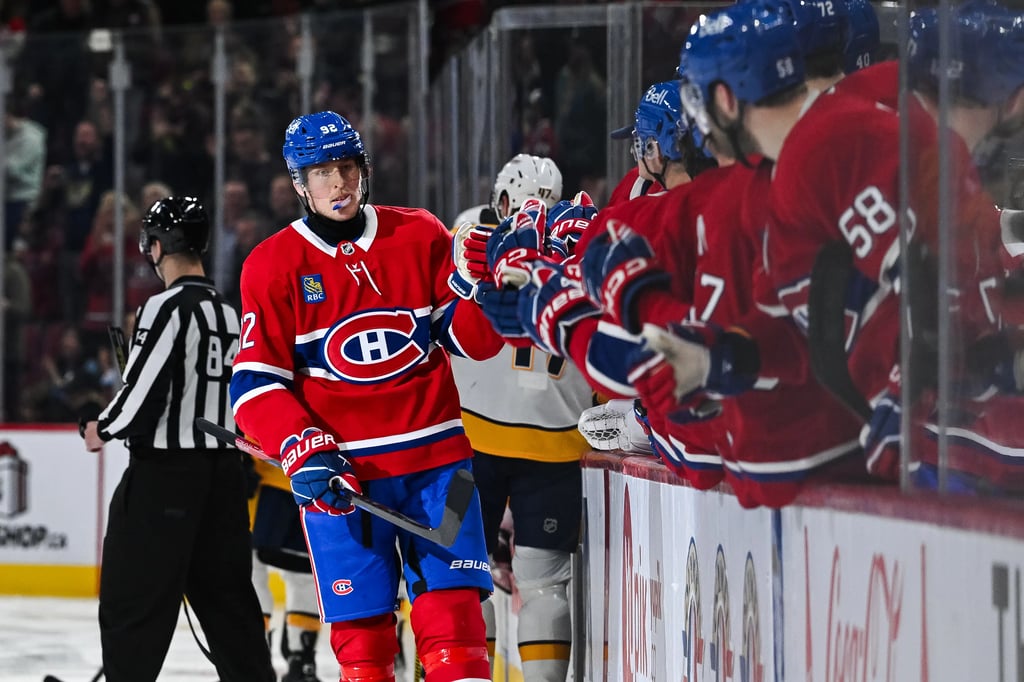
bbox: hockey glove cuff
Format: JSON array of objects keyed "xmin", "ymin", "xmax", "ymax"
[
  {"xmin": 581, "ymin": 222, "xmax": 670, "ymax": 334},
  {"xmin": 640, "ymin": 322, "xmax": 759, "ymax": 400},
  {"xmin": 449, "ymin": 222, "xmax": 494, "ymax": 299},
  {"xmin": 281, "ymin": 428, "xmax": 361, "ymax": 515},
  {"xmin": 518, "ymin": 262, "xmax": 600, "ymax": 357}
]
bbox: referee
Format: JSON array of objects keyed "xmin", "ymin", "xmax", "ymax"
[{"xmin": 82, "ymin": 196, "xmax": 275, "ymax": 682}]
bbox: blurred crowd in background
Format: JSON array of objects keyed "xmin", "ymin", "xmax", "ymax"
[{"xmin": 0, "ymin": 0, "xmax": 676, "ymax": 423}]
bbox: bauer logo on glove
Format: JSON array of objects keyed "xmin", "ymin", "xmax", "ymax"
[{"xmin": 281, "ymin": 430, "xmax": 337, "ymax": 472}]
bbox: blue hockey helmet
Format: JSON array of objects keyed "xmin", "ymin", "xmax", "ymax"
[
  {"xmin": 282, "ymin": 111, "xmax": 367, "ymax": 183},
  {"xmin": 632, "ymin": 80, "xmax": 687, "ymax": 162},
  {"xmin": 680, "ymin": 2, "xmax": 805, "ymax": 131},
  {"xmin": 771, "ymin": 0, "xmax": 849, "ymax": 60},
  {"xmin": 843, "ymin": 0, "xmax": 880, "ymax": 72},
  {"xmin": 956, "ymin": 2, "xmax": 1024, "ymax": 106},
  {"xmin": 907, "ymin": 7, "xmax": 939, "ymax": 92},
  {"xmin": 909, "ymin": 2, "xmax": 1024, "ymax": 106}
]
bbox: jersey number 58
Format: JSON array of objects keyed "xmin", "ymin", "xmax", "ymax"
[{"xmin": 838, "ymin": 186, "xmax": 896, "ymax": 259}]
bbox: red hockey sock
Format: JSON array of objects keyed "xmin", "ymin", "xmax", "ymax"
[{"xmin": 410, "ymin": 589, "xmax": 490, "ymax": 681}]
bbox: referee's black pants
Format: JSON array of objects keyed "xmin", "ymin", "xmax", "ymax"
[{"xmin": 98, "ymin": 448, "xmax": 276, "ymax": 682}]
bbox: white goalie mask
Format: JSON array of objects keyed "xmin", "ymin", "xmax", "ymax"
[{"xmin": 490, "ymin": 153, "xmax": 563, "ymax": 218}]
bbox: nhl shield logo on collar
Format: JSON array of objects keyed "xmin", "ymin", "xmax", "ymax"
[
  {"xmin": 340, "ymin": 242, "xmax": 355, "ymax": 255},
  {"xmin": 301, "ymin": 274, "xmax": 326, "ymax": 303}
]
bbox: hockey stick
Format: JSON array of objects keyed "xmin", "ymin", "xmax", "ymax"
[
  {"xmin": 195, "ymin": 418, "xmax": 473, "ymax": 548},
  {"xmin": 107, "ymin": 326, "xmax": 128, "ymax": 374},
  {"xmin": 806, "ymin": 240, "xmax": 873, "ymax": 422}
]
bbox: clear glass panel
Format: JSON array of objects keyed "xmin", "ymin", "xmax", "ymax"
[{"xmin": 901, "ymin": 0, "xmax": 1024, "ymax": 499}]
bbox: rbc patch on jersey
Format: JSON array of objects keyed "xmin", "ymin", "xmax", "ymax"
[{"xmin": 301, "ymin": 274, "xmax": 327, "ymax": 304}]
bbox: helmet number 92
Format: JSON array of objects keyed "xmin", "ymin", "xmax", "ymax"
[
  {"xmin": 838, "ymin": 186, "xmax": 896, "ymax": 259},
  {"xmin": 320, "ymin": 123, "xmax": 339, "ymax": 134}
]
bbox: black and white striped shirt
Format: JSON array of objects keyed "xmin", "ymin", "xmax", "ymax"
[{"xmin": 98, "ymin": 275, "xmax": 240, "ymax": 450}]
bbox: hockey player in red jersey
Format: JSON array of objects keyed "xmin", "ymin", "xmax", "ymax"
[
  {"xmin": 230, "ymin": 111, "xmax": 502, "ymax": 682},
  {"xmin": 864, "ymin": 3, "xmax": 1024, "ymax": 493},
  {"xmin": 603, "ymin": 82, "xmax": 686, "ymax": 209},
  {"xmin": 613, "ymin": 2, "xmax": 871, "ymax": 506}
]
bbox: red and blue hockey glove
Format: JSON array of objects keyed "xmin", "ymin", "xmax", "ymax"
[
  {"xmin": 628, "ymin": 344, "xmax": 722, "ymax": 425},
  {"xmin": 477, "ymin": 281, "xmax": 530, "ymax": 342},
  {"xmin": 641, "ymin": 321, "xmax": 760, "ymax": 400},
  {"xmin": 518, "ymin": 262, "xmax": 600, "ymax": 357},
  {"xmin": 547, "ymin": 191, "xmax": 597, "ymax": 259},
  {"xmin": 861, "ymin": 367, "xmax": 901, "ymax": 481},
  {"xmin": 281, "ymin": 428, "xmax": 362, "ymax": 515},
  {"xmin": 448, "ymin": 221, "xmax": 494, "ymax": 299},
  {"xmin": 487, "ymin": 201, "xmax": 548, "ymax": 288},
  {"xmin": 581, "ymin": 221, "xmax": 670, "ymax": 334}
]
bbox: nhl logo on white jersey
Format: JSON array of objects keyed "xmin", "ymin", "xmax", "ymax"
[{"xmin": 340, "ymin": 242, "xmax": 355, "ymax": 255}]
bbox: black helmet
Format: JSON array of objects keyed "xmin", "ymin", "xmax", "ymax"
[{"xmin": 140, "ymin": 196, "xmax": 210, "ymax": 257}]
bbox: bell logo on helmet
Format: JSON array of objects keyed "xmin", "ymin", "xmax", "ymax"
[
  {"xmin": 644, "ymin": 87, "xmax": 669, "ymax": 106},
  {"xmin": 699, "ymin": 12, "xmax": 734, "ymax": 37}
]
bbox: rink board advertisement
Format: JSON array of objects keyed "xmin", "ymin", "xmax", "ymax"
[
  {"xmin": 586, "ymin": 454, "xmax": 775, "ymax": 682},
  {"xmin": 0, "ymin": 428, "xmax": 128, "ymax": 595},
  {"xmin": 781, "ymin": 503, "xmax": 1024, "ymax": 681}
]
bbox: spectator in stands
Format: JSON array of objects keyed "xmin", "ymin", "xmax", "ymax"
[
  {"xmin": 227, "ymin": 105, "xmax": 276, "ymax": 213},
  {"xmin": 23, "ymin": 325, "xmax": 105, "ymax": 423},
  {"xmin": 63, "ymin": 119, "xmax": 114, "ymax": 254},
  {"xmin": 93, "ymin": 0, "xmax": 161, "ymax": 32},
  {"xmin": 139, "ymin": 180, "xmax": 173, "ymax": 215},
  {"xmin": 3, "ymin": 239, "xmax": 32, "ymax": 421},
  {"xmin": 224, "ymin": 209, "xmax": 271, "ymax": 312},
  {"xmin": 510, "ymin": 33, "xmax": 545, "ymax": 153},
  {"xmin": 134, "ymin": 86, "xmax": 213, "ymax": 199},
  {"xmin": 85, "ymin": 77, "xmax": 114, "ymax": 142},
  {"xmin": 221, "ymin": 178, "xmax": 252, "ymax": 252},
  {"xmin": 78, "ymin": 191, "xmax": 159, "ymax": 355},
  {"xmin": 4, "ymin": 98, "xmax": 47, "ymax": 249},
  {"xmin": 20, "ymin": 0, "xmax": 93, "ymax": 165},
  {"xmin": 268, "ymin": 173, "xmax": 299, "ymax": 226},
  {"xmin": 554, "ymin": 41, "xmax": 607, "ymax": 199},
  {"xmin": 519, "ymin": 88, "xmax": 559, "ymax": 161},
  {"xmin": 207, "ymin": 0, "xmax": 232, "ymax": 25}
]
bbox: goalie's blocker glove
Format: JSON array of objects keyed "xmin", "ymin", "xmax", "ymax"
[
  {"xmin": 581, "ymin": 221, "xmax": 670, "ymax": 334},
  {"xmin": 281, "ymin": 428, "xmax": 362, "ymax": 515}
]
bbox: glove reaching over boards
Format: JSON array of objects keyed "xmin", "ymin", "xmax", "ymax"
[
  {"xmin": 281, "ymin": 428, "xmax": 362, "ymax": 515},
  {"xmin": 448, "ymin": 221, "xmax": 494, "ymax": 299},
  {"xmin": 487, "ymin": 199, "xmax": 549, "ymax": 288},
  {"xmin": 640, "ymin": 321, "xmax": 760, "ymax": 400}
]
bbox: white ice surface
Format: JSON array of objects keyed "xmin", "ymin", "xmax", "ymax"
[{"xmin": 0, "ymin": 596, "xmax": 399, "ymax": 682}]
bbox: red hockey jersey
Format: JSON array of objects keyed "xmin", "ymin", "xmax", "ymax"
[
  {"xmin": 604, "ymin": 167, "xmax": 664, "ymax": 210},
  {"xmin": 230, "ymin": 205, "xmax": 503, "ymax": 480},
  {"xmin": 695, "ymin": 160, "xmax": 864, "ymax": 507},
  {"xmin": 767, "ymin": 89, "xmax": 902, "ymax": 405}
]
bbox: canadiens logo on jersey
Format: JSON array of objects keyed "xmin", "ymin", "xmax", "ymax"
[
  {"xmin": 322, "ymin": 308, "xmax": 430, "ymax": 383},
  {"xmin": 302, "ymin": 274, "xmax": 326, "ymax": 303}
]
